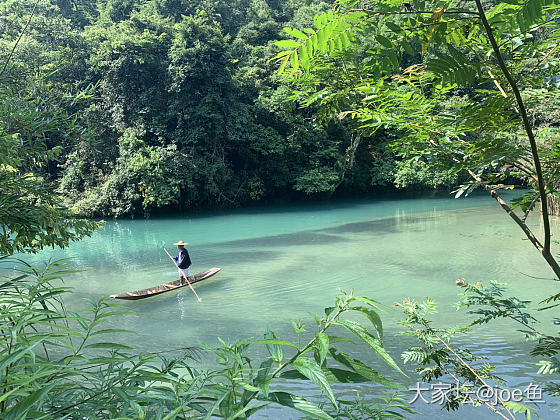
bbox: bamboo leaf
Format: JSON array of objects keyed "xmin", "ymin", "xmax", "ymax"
[
  {"xmin": 3, "ymin": 384, "xmax": 55, "ymax": 420},
  {"xmin": 85, "ymin": 342, "xmax": 133, "ymax": 350},
  {"xmin": 0, "ymin": 339, "xmax": 44, "ymax": 372}
]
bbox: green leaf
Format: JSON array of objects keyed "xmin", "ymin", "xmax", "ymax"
[
  {"xmin": 376, "ymin": 35, "xmax": 393, "ymax": 49},
  {"xmin": 0, "ymin": 339, "xmax": 44, "ymax": 372},
  {"xmin": 261, "ymin": 392, "xmax": 334, "ymax": 420},
  {"xmin": 334, "ymin": 320, "xmax": 404, "ymax": 375},
  {"xmin": 285, "ymin": 27, "xmax": 308, "ymax": 40},
  {"xmin": 90, "ymin": 328, "xmax": 135, "ymax": 336},
  {"xmin": 290, "ymin": 50, "xmax": 299, "ymax": 70},
  {"xmin": 402, "ymin": 40, "xmax": 414, "ymax": 55},
  {"xmin": 254, "ymin": 358, "xmax": 274, "ymax": 398},
  {"xmin": 352, "ymin": 296, "xmax": 383, "ymax": 310},
  {"xmin": 386, "ymin": 22, "xmax": 403, "ymax": 33},
  {"xmin": 274, "ymin": 40, "xmax": 302, "ymax": 49},
  {"xmin": 349, "ymin": 307, "xmax": 383, "ymax": 342},
  {"xmin": 241, "ymin": 382, "xmax": 261, "ymax": 392},
  {"xmin": 291, "ymin": 357, "xmax": 338, "ymax": 407},
  {"xmin": 387, "ymin": 50, "xmax": 399, "ymax": 69},
  {"xmin": 263, "ymin": 330, "xmax": 283, "ymax": 363},
  {"xmin": 315, "ymin": 332, "xmax": 329, "ymax": 365},
  {"xmin": 3, "ymin": 384, "xmax": 55, "ymax": 420},
  {"xmin": 329, "ymin": 349, "xmax": 400, "ymax": 387},
  {"xmin": 281, "ymin": 367, "xmax": 372, "ymax": 383},
  {"xmin": 85, "ymin": 342, "xmax": 133, "ymax": 350},
  {"xmin": 253, "ymin": 339, "xmax": 299, "ymax": 349},
  {"xmin": 503, "ymin": 401, "xmax": 537, "ymax": 417},
  {"xmin": 270, "ymin": 50, "xmax": 293, "ymax": 61},
  {"xmin": 278, "ymin": 56, "xmax": 289, "ymax": 74},
  {"xmin": 327, "ymin": 335, "xmax": 354, "ymax": 344}
]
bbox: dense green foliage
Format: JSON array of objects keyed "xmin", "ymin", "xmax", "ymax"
[
  {"xmin": 0, "ymin": 0, "xmax": 464, "ymax": 218},
  {"xmin": 0, "ymin": 77, "xmax": 100, "ymax": 254},
  {"xmin": 0, "ymin": 259, "xmax": 410, "ymax": 419}
]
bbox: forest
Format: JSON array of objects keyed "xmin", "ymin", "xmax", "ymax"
[
  {"xmin": 0, "ymin": 0, "xmax": 468, "ymax": 219},
  {"xmin": 1, "ymin": 0, "xmax": 560, "ymax": 419}
]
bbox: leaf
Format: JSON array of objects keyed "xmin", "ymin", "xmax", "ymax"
[
  {"xmin": 85, "ymin": 342, "xmax": 133, "ymax": 350},
  {"xmin": 334, "ymin": 320, "xmax": 404, "ymax": 375},
  {"xmin": 387, "ymin": 50, "xmax": 399, "ymax": 69},
  {"xmin": 0, "ymin": 339, "xmax": 44, "ymax": 372},
  {"xmin": 291, "ymin": 357, "xmax": 338, "ymax": 407},
  {"xmin": 386, "ymin": 22, "xmax": 402, "ymax": 33},
  {"xmin": 284, "ymin": 27, "xmax": 308, "ymax": 40},
  {"xmin": 348, "ymin": 307, "xmax": 383, "ymax": 342},
  {"xmin": 270, "ymin": 50, "xmax": 293, "ymax": 61},
  {"xmin": 376, "ymin": 35, "xmax": 393, "ymax": 49},
  {"xmin": 503, "ymin": 401, "xmax": 537, "ymax": 417},
  {"xmin": 274, "ymin": 40, "xmax": 302, "ymax": 49},
  {"xmin": 241, "ymin": 383, "xmax": 261, "ymax": 392},
  {"xmin": 281, "ymin": 367, "xmax": 374, "ymax": 384},
  {"xmin": 290, "ymin": 50, "xmax": 299, "ymax": 70},
  {"xmin": 3, "ymin": 384, "xmax": 55, "ymax": 420},
  {"xmin": 260, "ymin": 392, "xmax": 334, "ymax": 420},
  {"xmin": 254, "ymin": 358, "xmax": 274, "ymax": 398},
  {"xmin": 327, "ymin": 335, "xmax": 354, "ymax": 344},
  {"xmin": 90, "ymin": 328, "xmax": 135, "ymax": 336},
  {"xmin": 352, "ymin": 296, "xmax": 383, "ymax": 310},
  {"xmin": 315, "ymin": 332, "xmax": 329, "ymax": 365},
  {"xmin": 329, "ymin": 349, "xmax": 400, "ymax": 388},
  {"xmin": 263, "ymin": 330, "xmax": 283, "ymax": 363},
  {"xmin": 402, "ymin": 40, "xmax": 414, "ymax": 55},
  {"xmin": 252, "ymin": 339, "xmax": 299, "ymax": 349},
  {"xmin": 278, "ymin": 56, "xmax": 289, "ymax": 74}
]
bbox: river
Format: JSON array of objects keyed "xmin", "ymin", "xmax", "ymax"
[{"xmin": 23, "ymin": 191, "xmax": 560, "ymax": 418}]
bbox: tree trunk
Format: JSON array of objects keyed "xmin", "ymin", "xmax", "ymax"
[{"xmin": 547, "ymin": 193, "xmax": 560, "ymax": 216}]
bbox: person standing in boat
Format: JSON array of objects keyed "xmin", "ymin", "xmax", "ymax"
[{"xmin": 173, "ymin": 241, "xmax": 192, "ymax": 283}]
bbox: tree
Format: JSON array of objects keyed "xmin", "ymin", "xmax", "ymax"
[
  {"xmin": 273, "ymin": 0, "xmax": 560, "ymax": 415},
  {"xmin": 273, "ymin": 0, "xmax": 560, "ymax": 278}
]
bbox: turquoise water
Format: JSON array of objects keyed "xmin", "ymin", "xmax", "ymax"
[{"xmin": 19, "ymin": 192, "xmax": 560, "ymax": 418}]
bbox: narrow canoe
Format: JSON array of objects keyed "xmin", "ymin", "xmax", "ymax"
[{"xmin": 110, "ymin": 267, "xmax": 221, "ymax": 300}]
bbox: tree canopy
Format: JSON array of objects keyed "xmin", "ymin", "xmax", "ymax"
[{"xmin": 0, "ymin": 0, "xmax": 471, "ymax": 219}]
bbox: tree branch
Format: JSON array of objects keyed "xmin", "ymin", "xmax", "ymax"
[
  {"xmin": 0, "ymin": 0, "xmax": 41, "ymax": 78},
  {"xmin": 474, "ymin": 0, "xmax": 552, "ymax": 253}
]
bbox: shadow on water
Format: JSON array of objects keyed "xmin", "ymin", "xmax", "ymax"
[
  {"xmin": 197, "ymin": 249, "xmax": 281, "ymax": 264},
  {"xmin": 319, "ymin": 214, "xmax": 439, "ymax": 235},
  {"xmin": 219, "ymin": 231, "xmax": 348, "ymax": 247}
]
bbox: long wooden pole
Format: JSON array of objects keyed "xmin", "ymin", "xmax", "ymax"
[{"xmin": 164, "ymin": 247, "xmax": 202, "ymax": 302}]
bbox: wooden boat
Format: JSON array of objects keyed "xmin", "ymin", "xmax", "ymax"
[{"xmin": 110, "ymin": 268, "xmax": 221, "ymax": 300}]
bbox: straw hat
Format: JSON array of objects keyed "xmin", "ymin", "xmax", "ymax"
[{"xmin": 173, "ymin": 241, "xmax": 189, "ymax": 246}]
